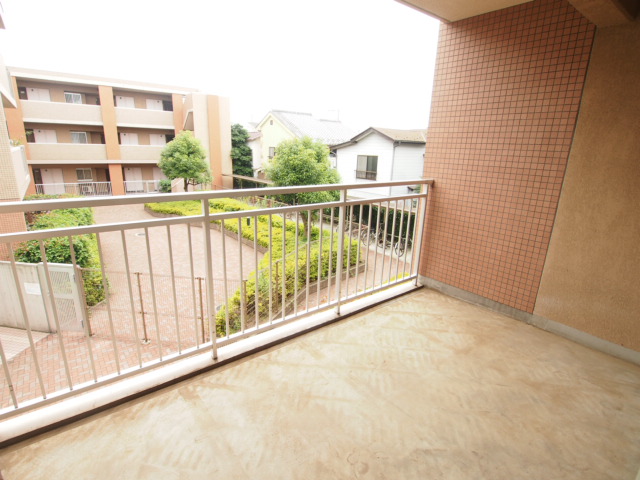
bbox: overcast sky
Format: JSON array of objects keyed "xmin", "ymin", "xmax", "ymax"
[{"xmin": 1, "ymin": 0, "xmax": 440, "ymax": 132}]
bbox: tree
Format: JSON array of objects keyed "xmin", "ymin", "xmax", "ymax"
[
  {"xmin": 265, "ymin": 136, "xmax": 341, "ymax": 233},
  {"xmin": 231, "ymin": 124, "xmax": 254, "ymax": 188},
  {"xmin": 158, "ymin": 130, "xmax": 211, "ymax": 192}
]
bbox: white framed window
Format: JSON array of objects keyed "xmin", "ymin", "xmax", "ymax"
[
  {"xmin": 356, "ymin": 155, "xmax": 378, "ymax": 180},
  {"xmin": 76, "ymin": 168, "xmax": 93, "ymax": 182},
  {"xmin": 70, "ymin": 131, "xmax": 89, "ymax": 144},
  {"xmin": 268, "ymin": 147, "xmax": 276, "ymax": 159},
  {"xmin": 64, "ymin": 92, "xmax": 83, "ymax": 104}
]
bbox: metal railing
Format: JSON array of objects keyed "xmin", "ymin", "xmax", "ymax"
[
  {"xmin": 355, "ymin": 170, "xmax": 377, "ymax": 180},
  {"xmin": 124, "ymin": 180, "xmax": 162, "ymax": 194},
  {"xmin": 35, "ymin": 182, "xmax": 113, "ymax": 197},
  {"xmin": 0, "ymin": 179, "xmax": 431, "ymax": 419}
]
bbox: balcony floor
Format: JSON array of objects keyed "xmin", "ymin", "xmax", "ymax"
[{"xmin": 1, "ymin": 288, "xmax": 639, "ymax": 479}]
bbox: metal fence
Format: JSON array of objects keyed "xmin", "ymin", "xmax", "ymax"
[{"xmin": 0, "ymin": 179, "xmax": 431, "ymax": 417}]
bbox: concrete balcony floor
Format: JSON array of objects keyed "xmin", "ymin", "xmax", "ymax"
[{"xmin": 1, "ymin": 288, "xmax": 639, "ymax": 479}]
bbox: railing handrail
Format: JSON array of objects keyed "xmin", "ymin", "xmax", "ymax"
[
  {"xmin": 35, "ymin": 181, "xmax": 112, "ymax": 186},
  {"xmin": 0, "ymin": 179, "xmax": 434, "ymax": 214}
]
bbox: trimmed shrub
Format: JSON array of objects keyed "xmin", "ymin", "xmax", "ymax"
[
  {"xmin": 146, "ymin": 198, "xmax": 360, "ymax": 335},
  {"xmin": 15, "ymin": 204, "xmax": 105, "ymax": 306}
]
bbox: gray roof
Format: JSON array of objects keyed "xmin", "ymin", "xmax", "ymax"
[
  {"xmin": 332, "ymin": 127, "xmax": 428, "ymax": 149},
  {"xmin": 268, "ymin": 110, "xmax": 356, "ymax": 146}
]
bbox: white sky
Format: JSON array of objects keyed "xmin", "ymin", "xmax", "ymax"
[{"xmin": 1, "ymin": 0, "xmax": 440, "ymax": 132}]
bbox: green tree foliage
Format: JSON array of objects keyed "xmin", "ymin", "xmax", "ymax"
[
  {"xmin": 158, "ymin": 130, "xmax": 211, "ymax": 192},
  {"xmin": 14, "ymin": 206, "xmax": 106, "ymax": 306},
  {"xmin": 265, "ymin": 136, "xmax": 341, "ymax": 232},
  {"xmin": 231, "ymin": 124, "xmax": 254, "ymax": 187}
]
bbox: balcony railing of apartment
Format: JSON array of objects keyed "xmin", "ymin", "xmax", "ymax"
[
  {"xmin": 35, "ymin": 182, "xmax": 113, "ymax": 197},
  {"xmin": 0, "ymin": 179, "xmax": 431, "ymax": 431},
  {"xmin": 124, "ymin": 180, "xmax": 162, "ymax": 194},
  {"xmin": 10, "ymin": 146, "xmax": 30, "ymax": 199},
  {"xmin": 355, "ymin": 170, "xmax": 377, "ymax": 180}
]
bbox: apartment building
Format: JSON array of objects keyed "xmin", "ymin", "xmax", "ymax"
[{"xmin": 4, "ymin": 67, "xmax": 232, "ymax": 196}]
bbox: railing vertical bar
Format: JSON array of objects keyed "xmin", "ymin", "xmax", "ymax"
[
  {"xmin": 378, "ymin": 202, "xmax": 390, "ymax": 286},
  {"xmin": 201, "ymin": 199, "xmax": 217, "ymax": 359},
  {"xmin": 402, "ymin": 199, "xmax": 415, "ymax": 278},
  {"xmin": 344, "ymin": 204, "xmax": 353, "ymax": 298},
  {"xmin": 38, "ymin": 240, "xmax": 74, "ymax": 390},
  {"xmin": 7, "ymin": 243, "xmax": 47, "ymax": 400},
  {"xmin": 362, "ymin": 204, "xmax": 373, "ymax": 293},
  {"xmin": 387, "ymin": 200, "xmax": 399, "ymax": 286},
  {"xmin": 395, "ymin": 200, "xmax": 406, "ymax": 282},
  {"xmin": 143, "ymin": 227, "xmax": 163, "ymax": 361},
  {"xmin": 253, "ymin": 216, "xmax": 259, "ymax": 330},
  {"xmin": 281, "ymin": 216, "xmax": 286, "ymax": 321},
  {"xmin": 165, "ymin": 226, "xmax": 182, "ymax": 353},
  {"xmin": 237, "ymin": 217, "xmax": 246, "ymax": 333},
  {"xmin": 93, "ymin": 232, "xmax": 125, "ymax": 374},
  {"xmin": 335, "ymin": 190, "xmax": 346, "ymax": 314},
  {"xmin": 412, "ymin": 189, "xmax": 429, "ymax": 286},
  {"xmin": 0, "ymin": 332, "xmax": 17, "ymax": 408},
  {"xmin": 120, "ymin": 231, "xmax": 143, "ymax": 367},
  {"xmin": 268, "ymin": 215, "xmax": 273, "ymax": 324},
  {"xmin": 70, "ymin": 235, "xmax": 99, "ymax": 378},
  {"xmin": 372, "ymin": 202, "xmax": 383, "ymax": 291},
  {"xmin": 221, "ymin": 220, "xmax": 230, "ymax": 338},
  {"xmin": 327, "ymin": 207, "xmax": 335, "ymax": 305},
  {"xmin": 186, "ymin": 224, "xmax": 200, "ymax": 348},
  {"xmin": 305, "ymin": 209, "xmax": 312, "ymax": 312},
  {"xmin": 316, "ymin": 208, "xmax": 323, "ymax": 310},
  {"xmin": 353, "ymin": 206, "xmax": 363, "ymax": 297},
  {"xmin": 294, "ymin": 212, "xmax": 300, "ymax": 317}
]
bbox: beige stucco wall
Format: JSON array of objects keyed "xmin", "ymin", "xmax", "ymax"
[{"xmin": 534, "ymin": 18, "xmax": 640, "ymax": 351}]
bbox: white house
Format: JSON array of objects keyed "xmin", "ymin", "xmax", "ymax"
[
  {"xmin": 246, "ymin": 130, "xmax": 264, "ymax": 177},
  {"xmin": 333, "ymin": 127, "xmax": 427, "ymax": 199}
]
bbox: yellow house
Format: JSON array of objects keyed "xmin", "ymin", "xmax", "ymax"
[{"xmin": 255, "ymin": 110, "xmax": 355, "ymax": 173}]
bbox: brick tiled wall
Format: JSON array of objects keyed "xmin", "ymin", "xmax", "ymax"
[{"xmin": 420, "ymin": 0, "xmax": 595, "ymax": 312}]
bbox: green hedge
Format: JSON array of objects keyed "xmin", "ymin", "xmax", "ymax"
[
  {"xmin": 145, "ymin": 198, "xmax": 360, "ymax": 335},
  {"xmin": 14, "ymin": 204, "xmax": 106, "ymax": 306}
]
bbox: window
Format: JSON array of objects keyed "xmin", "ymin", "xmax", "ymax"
[
  {"xmin": 356, "ymin": 155, "xmax": 378, "ymax": 180},
  {"xmin": 162, "ymin": 100, "xmax": 173, "ymax": 111},
  {"xmin": 64, "ymin": 92, "xmax": 83, "ymax": 104},
  {"xmin": 76, "ymin": 168, "xmax": 93, "ymax": 182},
  {"xmin": 70, "ymin": 131, "xmax": 89, "ymax": 144},
  {"xmin": 268, "ymin": 147, "xmax": 276, "ymax": 159},
  {"xmin": 18, "ymin": 87, "xmax": 28, "ymax": 100}
]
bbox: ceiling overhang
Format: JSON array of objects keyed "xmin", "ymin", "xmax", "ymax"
[{"xmin": 396, "ymin": 0, "xmax": 638, "ymax": 26}]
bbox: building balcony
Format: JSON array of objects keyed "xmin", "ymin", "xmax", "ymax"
[
  {"xmin": 21, "ymin": 100, "xmax": 103, "ymax": 126},
  {"xmin": 115, "ymin": 107, "xmax": 174, "ymax": 129},
  {"xmin": 0, "ymin": 180, "xmax": 638, "ymax": 479},
  {"xmin": 10, "ymin": 146, "xmax": 30, "ymax": 199},
  {"xmin": 119, "ymin": 144, "xmax": 164, "ymax": 163},
  {"xmin": 35, "ymin": 181, "xmax": 112, "ymax": 196},
  {"xmin": 28, "ymin": 143, "xmax": 108, "ymax": 162}
]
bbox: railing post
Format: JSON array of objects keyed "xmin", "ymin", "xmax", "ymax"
[
  {"xmin": 202, "ymin": 198, "xmax": 218, "ymax": 359},
  {"xmin": 335, "ymin": 188, "xmax": 347, "ymax": 315},
  {"xmin": 197, "ymin": 277, "xmax": 205, "ymax": 343},
  {"xmin": 135, "ymin": 271, "xmax": 150, "ymax": 344}
]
